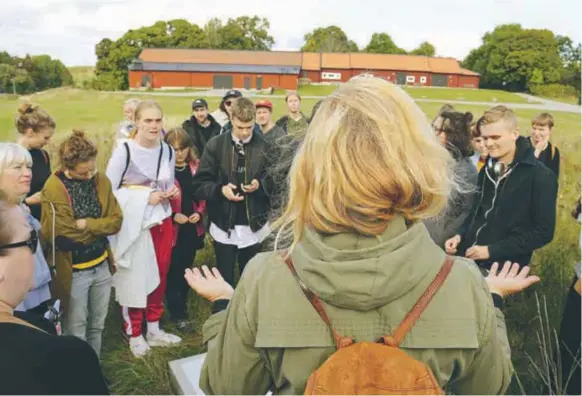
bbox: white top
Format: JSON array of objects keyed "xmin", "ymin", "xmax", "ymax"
[
  {"xmin": 106, "ymin": 139, "xmax": 175, "ymax": 219},
  {"xmin": 210, "ymin": 223, "xmax": 270, "ymax": 249}
]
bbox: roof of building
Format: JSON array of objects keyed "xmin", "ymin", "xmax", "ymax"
[{"xmin": 135, "ymin": 48, "xmax": 480, "ymax": 76}]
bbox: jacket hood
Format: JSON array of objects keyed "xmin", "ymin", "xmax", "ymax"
[
  {"xmin": 291, "ymin": 216, "xmax": 446, "ymax": 311},
  {"xmin": 513, "ymin": 136, "xmax": 537, "ymax": 166}
]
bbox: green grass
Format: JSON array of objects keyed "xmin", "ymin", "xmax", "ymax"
[
  {"xmin": 1, "ymin": 87, "xmax": 580, "ymax": 394},
  {"xmin": 68, "ymin": 66, "xmax": 96, "ymax": 88},
  {"xmin": 279, "ymin": 84, "xmax": 537, "ymax": 103}
]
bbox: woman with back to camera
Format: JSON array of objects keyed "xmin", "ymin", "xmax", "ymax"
[
  {"xmin": 425, "ymin": 111, "xmax": 478, "ymax": 248},
  {"xmin": 186, "ymin": 77, "xmax": 540, "ymax": 395},
  {"xmin": 0, "ymin": 193, "xmax": 109, "ymax": 395},
  {"xmin": 15, "ymin": 103, "xmax": 56, "ymax": 221},
  {"xmin": 0, "ymin": 143, "xmax": 52, "ymax": 322},
  {"xmin": 106, "ymin": 100, "xmax": 181, "ymax": 358},
  {"xmin": 40, "ymin": 130, "xmax": 122, "ymax": 358}
]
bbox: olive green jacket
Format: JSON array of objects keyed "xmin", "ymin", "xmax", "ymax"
[
  {"xmin": 40, "ymin": 171, "xmax": 122, "ymax": 311},
  {"xmin": 201, "ymin": 217, "xmax": 513, "ymax": 395}
]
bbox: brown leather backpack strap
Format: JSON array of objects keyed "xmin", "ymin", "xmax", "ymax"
[
  {"xmin": 382, "ymin": 255, "xmax": 455, "ymax": 347},
  {"xmin": 282, "ymin": 254, "xmax": 353, "ymax": 349}
]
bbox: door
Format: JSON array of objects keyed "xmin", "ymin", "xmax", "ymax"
[
  {"xmin": 396, "ymin": 73, "xmax": 406, "ymax": 85},
  {"xmin": 213, "ymin": 75, "xmax": 233, "ymax": 89},
  {"xmin": 141, "ymin": 74, "xmax": 152, "ymax": 88},
  {"xmin": 431, "ymin": 74, "xmax": 448, "ymax": 87},
  {"xmin": 256, "ymin": 76, "xmax": 263, "ymax": 90},
  {"xmin": 244, "ymin": 77, "xmax": 251, "ymax": 90}
]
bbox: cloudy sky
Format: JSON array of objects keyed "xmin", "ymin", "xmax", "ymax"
[{"xmin": 0, "ymin": 0, "xmax": 580, "ymax": 66}]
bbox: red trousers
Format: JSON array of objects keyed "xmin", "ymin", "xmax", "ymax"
[{"xmin": 122, "ymin": 217, "xmax": 173, "ymax": 337}]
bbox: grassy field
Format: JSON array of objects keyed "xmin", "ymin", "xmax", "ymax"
[
  {"xmin": 69, "ymin": 66, "xmax": 96, "ymax": 88},
  {"xmin": 273, "ymin": 84, "xmax": 537, "ymax": 103},
  {"xmin": 1, "ymin": 87, "xmax": 580, "ymax": 394}
]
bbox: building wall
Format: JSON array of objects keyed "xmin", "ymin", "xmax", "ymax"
[
  {"xmin": 129, "ymin": 69, "xmax": 479, "ymax": 90},
  {"xmin": 129, "ymin": 71, "xmax": 297, "ymax": 90},
  {"xmin": 458, "ymin": 75, "xmax": 480, "ymax": 88}
]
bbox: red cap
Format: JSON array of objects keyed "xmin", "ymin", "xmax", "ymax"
[{"xmin": 255, "ymin": 100, "xmax": 273, "ymax": 111}]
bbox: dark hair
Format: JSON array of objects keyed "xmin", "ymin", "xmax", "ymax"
[
  {"xmin": 58, "ymin": 129, "xmax": 98, "ymax": 170},
  {"xmin": 16, "ymin": 103, "xmax": 56, "ymax": 134},
  {"xmin": 532, "ymin": 112, "xmax": 555, "ymax": 129},
  {"xmin": 439, "ymin": 111, "xmax": 474, "ymax": 159}
]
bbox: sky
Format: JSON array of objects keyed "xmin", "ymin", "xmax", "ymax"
[{"xmin": 0, "ymin": 0, "xmax": 580, "ymax": 66}]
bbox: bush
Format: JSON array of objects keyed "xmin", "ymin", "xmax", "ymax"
[{"xmin": 529, "ymin": 84, "xmax": 578, "ymax": 100}]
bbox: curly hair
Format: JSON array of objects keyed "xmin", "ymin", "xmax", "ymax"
[
  {"xmin": 58, "ymin": 129, "xmax": 98, "ymax": 170},
  {"xmin": 16, "ymin": 103, "xmax": 56, "ymax": 134},
  {"xmin": 439, "ymin": 111, "xmax": 474, "ymax": 159}
]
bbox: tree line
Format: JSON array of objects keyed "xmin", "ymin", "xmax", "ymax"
[{"xmin": 0, "ymin": 52, "xmax": 73, "ymax": 94}]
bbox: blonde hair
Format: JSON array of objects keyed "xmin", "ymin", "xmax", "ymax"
[
  {"xmin": 164, "ymin": 127, "xmax": 198, "ymax": 163},
  {"xmin": 129, "ymin": 100, "xmax": 163, "ymax": 139},
  {"xmin": 273, "ymin": 76, "xmax": 455, "ymax": 251},
  {"xmin": 0, "ymin": 143, "xmax": 33, "ymax": 204},
  {"xmin": 230, "ymin": 98, "xmax": 256, "ymax": 123},
  {"xmin": 476, "ymin": 105, "xmax": 518, "ymax": 134},
  {"xmin": 124, "ymin": 98, "xmax": 141, "ymax": 109},
  {"xmin": 16, "ymin": 103, "xmax": 56, "ymax": 134}
]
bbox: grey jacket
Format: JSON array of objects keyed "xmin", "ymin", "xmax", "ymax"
[{"xmin": 424, "ymin": 157, "xmax": 478, "ymax": 248}]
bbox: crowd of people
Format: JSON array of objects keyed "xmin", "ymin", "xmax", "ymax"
[{"xmin": 0, "ymin": 77, "xmax": 579, "ymax": 395}]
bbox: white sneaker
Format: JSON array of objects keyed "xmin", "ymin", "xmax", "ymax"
[
  {"xmin": 129, "ymin": 335, "xmax": 151, "ymax": 358},
  {"xmin": 146, "ymin": 330, "xmax": 182, "ymax": 347}
]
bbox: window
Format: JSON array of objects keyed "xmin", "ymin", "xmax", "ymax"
[
  {"xmin": 322, "ymin": 72, "xmax": 341, "ymax": 80},
  {"xmin": 420, "ymin": 76, "xmax": 427, "ymax": 84},
  {"xmin": 406, "ymin": 75, "xmax": 416, "ymax": 83},
  {"xmin": 302, "ymin": 71, "xmax": 308, "ymax": 78}
]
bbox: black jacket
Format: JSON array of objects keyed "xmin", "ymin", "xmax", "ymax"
[
  {"xmin": 192, "ymin": 130, "xmax": 270, "ymax": 233},
  {"xmin": 536, "ymin": 141, "xmax": 560, "ymax": 178},
  {"xmin": 458, "ymin": 136, "xmax": 558, "ymax": 268},
  {"xmin": 182, "ymin": 114, "xmax": 222, "ymax": 157},
  {"xmin": 0, "ymin": 322, "xmax": 109, "ymax": 394}
]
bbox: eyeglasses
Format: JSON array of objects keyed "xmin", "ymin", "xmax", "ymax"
[
  {"xmin": 225, "ymin": 101, "xmax": 233, "ymax": 107},
  {"xmin": 0, "ymin": 229, "xmax": 38, "ymax": 254}
]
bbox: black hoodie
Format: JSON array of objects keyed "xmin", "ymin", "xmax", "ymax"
[
  {"xmin": 182, "ymin": 114, "xmax": 222, "ymax": 157},
  {"xmin": 457, "ymin": 136, "xmax": 558, "ymax": 268}
]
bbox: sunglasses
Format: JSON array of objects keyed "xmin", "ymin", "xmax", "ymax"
[
  {"xmin": 0, "ymin": 229, "xmax": 38, "ymax": 254},
  {"xmin": 225, "ymin": 101, "xmax": 233, "ymax": 107}
]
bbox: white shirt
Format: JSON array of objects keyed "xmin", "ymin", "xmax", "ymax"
[{"xmin": 210, "ymin": 223, "xmax": 270, "ymax": 249}]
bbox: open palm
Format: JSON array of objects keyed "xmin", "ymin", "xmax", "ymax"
[
  {"xmin": 486, "ymin": 261, "xmax": 540, "ymax": 297},
  {"xmin": 185, "ymin": 266, "xmax": 234, "ymax": 302}
]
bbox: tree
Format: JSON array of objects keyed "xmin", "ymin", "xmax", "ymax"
[
  {"xmin": 0, "ymin": 64, "xmax": 35, "ymax": 94},
  {"xmin": 94, "ymin": 16, "xmax": 275, "ymax": 90},
  {"xmin": 463, "ymin": 24, "xmax": 563, "ymax": 91},
  {"xmin": 302, "ymin": 26, "xmax": 359, "ymax": 52},
  {"xmin": 410, "ymin": 41, "xmax": 436, "ymax": 56},
  {"xmin": 219, "ymin": 16, "xmax": 274, "ymax": 50},
  {"xmin": 364, "ymin": 33, "xmax": 406, "ymax": 54},
  {"xmin": 204, "ymin": 18, "xmax": 223, "ymax": 48}
]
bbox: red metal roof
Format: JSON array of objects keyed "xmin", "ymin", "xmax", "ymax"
[{"xmin": 137, "ymin": 49, "xmax": 479, "ymax": 76}]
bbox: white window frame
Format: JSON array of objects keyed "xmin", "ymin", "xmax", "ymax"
[
  {"xmin": 420, "ymin": 76, "xmax": 427, "ymax": 84},
  {"xmin": 406, "ymin": 75, "xmax": 416, "ymax": 83}
]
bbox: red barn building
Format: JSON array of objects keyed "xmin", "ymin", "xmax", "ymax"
[{"xmin": 128, "ymin": 49, "xmax": 480, "ymax": 90}]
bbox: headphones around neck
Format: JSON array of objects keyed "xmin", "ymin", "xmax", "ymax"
[{"xmin": 487, "ymin": 157, "xmax": 511, "ymax": 179}]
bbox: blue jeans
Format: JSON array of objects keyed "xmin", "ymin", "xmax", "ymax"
[{"xmin": 63, "ymin": 261, "xmax": 112, "ymax": 357}]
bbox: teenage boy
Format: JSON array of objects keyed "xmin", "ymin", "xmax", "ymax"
[
  {"xmin": 255, "ymin": 100, "xmax": 286, "ymax": 143},
  {"xmin": 530, "ymin": 112, "xmax": 560, "ymax": 178},
  {"xmin": 192, "ymin": 98, "xmax": 270, "ymax": 287},
  {"xmin": 445, "ymin": 106, "xmax": 558, "ymax": 269},
  {"xmin": 182, "ymin": 98, "xmax": 221, "ymax": 157}
]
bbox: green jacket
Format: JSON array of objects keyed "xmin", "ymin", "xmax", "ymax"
[
  {"xmin": 40, "ymin": 171, "xmax": 123, "ymax": 311},
  {"xmin": 201, "ymin": 217, "xmax": 513, "ymax": 395}
]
